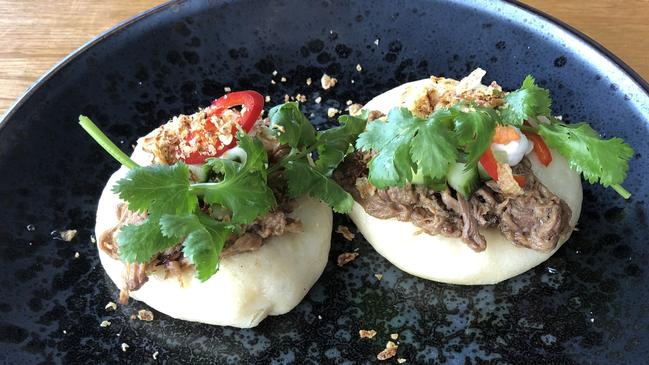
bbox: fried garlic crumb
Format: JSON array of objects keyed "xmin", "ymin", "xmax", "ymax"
[
  {"xmin": 223, "ymin": 86, "xmax": 231, "ymax": 92},
  {"xmin": 346, "ymin": 100, "xmax": 353, "ymax": 106},
  {"xmin": 90, "ymin": 235, "xmax": 96, "ymax": 244},
  {"xmin": 306, "ymin": 77, "xmax": 312, "ymax": 86},
  {"xmin": 356, "ymin": 64, "xmax": 363, "ymax": 72},
  {"xmin": 377, "ymin": 341, "xmax": 398, "ymax": 361},
  {"xmin": 265, "ymin": 95, "xmax": 271, "ymax": 102},
  {"xmin": 121, "ymin": 343, "xmax": 129, "ymax": 352},
  {"xmin": 321, "ymin": 74, "xmax": 338, "ymax": 90},
  {"xmin": 272, "ymin": 70, "xmax": 278, "ymax": 76},
  {"xmin": 137, "ymin": 309, "xmax": 154, "ymax": 322},
  {"xmin": 74, "ymin": 252, "xmax": 80, "ymax": 259},
  {"xmin": 348, "ymin": 103, "xmax": 363, "ymax": 116},
  {"xmin": 60, "ymin": 229, "xmax": 77, "ymax": 242},
  {"xmin": 105, "ymin": 302, "xmax": 117, "ymax": 311},
  {"xmin": 374, "ymin": 38, "xmax": 380, "ymax": 46},
  {"xmin": 374, "ymin": 273, "xmax": 383, "ymax": 281},
  {"xmin": 271, "ymin": 79, "xmax": 276, "ymax": 85},
  {"xmin": 284, "ymin": 94, "xmax": 290, "ymax": 103},
  {"xmin": 153, "ymin": 351, "xmax": 159, "ymax": 360},
  {"xmin": 337, "ymin": 252, "xmax": 359, "ymax": 267},
  {"xmin": 397, "ymin": 358, "xmax": 407, "ymax": 364},
  {"xmin": 327, "ymin": 107, "xmax": 340, "ymax": 118},
  {"xmin": 390, "ymin": 333, "xmax": 399, "ymax": 340},
  {"xmin": 359, "ymin": 329, "xmax": 377, "ymax": 339},
  {"xmin": 100, "ymin": 320, "xmax": 111, "ymax": 327},
  {"xmin": 336, "ymin": 225, "xmax": 355, "ymax": 241},
  {"xmin": 296, "ymin": 94, "xmax": 307, "ymax": 103},
  {"xmin": 280, "ymin": 76, "xmax": 287, "ymax": 83},
  {"xmin": 315, "ymin": 96, "xmax": 322, "ymax": 104}
]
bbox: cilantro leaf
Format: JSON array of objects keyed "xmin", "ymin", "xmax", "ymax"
[
  {"xmin": 199, "ymin": 161, "xmax": 275, "ymax": 224},
  {"xmin": 268, "ymin": 102, "xmax": 317, "ymax": 149},
  {"xmin": 500, "ymin": 75, "xmax": 552, "ymax": 126},
  {"xmin": 315, "ymin": 114, "xmax": 367, "ymax": 175},
  {"xmin": 198, "ymin": 135, "xmax": 275, "ymax": 224},
  {"xmin": 117, "ymin": 218, "xmax": 178, "ymax": 263},
  {"xmin": 284, "ymin": 160, "xmax": 353, "ymax": 213},
  {"xmin": 160, "ymin": 212, "xmax": 236, "ymax": 281},
  {"xmin": 410, "ymin": 110, "xmax": 458, "ymax": 180},
  {"xmin": 538, "ymin": 122, "xmax": 634, "ymax": 187},
  {"xmin": 234, "ymin": 131, "xmax": 268, "ymax": 176},
  {"xmin": 452, "ymin": 104, "xmax": 497, "ymax": 167},
  {"xmin": 356, "ymin": 107, "xmax": 420, "ymax": 188},
  {"xmin": 113, "ymin": 163, "xmax": 197, "ymax": 216}
]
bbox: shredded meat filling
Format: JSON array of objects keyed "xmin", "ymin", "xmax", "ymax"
[
  {"xmin": 333, "ymin": 152, "xmax": 572, "ymax": 252},
  {"xmin": 101, "ymin": 202, "xmax": 300, "ymax": 303}
]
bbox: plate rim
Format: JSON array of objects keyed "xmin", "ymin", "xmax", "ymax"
[{"xmin": 0, "ymin": 0, "xmax": 647, "ymax": 128}]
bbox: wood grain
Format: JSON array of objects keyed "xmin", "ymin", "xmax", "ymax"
[{"xmin": 0, "ymin": 0, "xmax": 647, "ymax": 116}]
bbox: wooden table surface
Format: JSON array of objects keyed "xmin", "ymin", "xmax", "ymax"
[{"xmin": 1, "ymin": 0, "xmax": 648, "ymax": 116}]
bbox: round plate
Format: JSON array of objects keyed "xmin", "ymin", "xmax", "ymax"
[{"xmin": 1, "ymin": 0, "xmax": 648, "ymax": 363}]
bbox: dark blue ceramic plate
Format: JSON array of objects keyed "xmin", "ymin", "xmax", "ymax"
[{"xmin": 1, "ymin": 0, "xmax": 648, "ymax": 363}]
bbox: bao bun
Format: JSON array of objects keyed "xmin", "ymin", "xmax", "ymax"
[
  {"xmin": 95, "ymin": 133, "xmax": 332, "ymax": 328},
  {"xmin": 351, "ymin": 79, "xmax": 583, "ymax": 285}
]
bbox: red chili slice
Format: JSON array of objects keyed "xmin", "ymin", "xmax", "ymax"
[
  {"xmin": 523, "ymin": 131, "xmax": 553, "ymax": 166},
  {"xmin": 479, "ymin": 147, "xmax": 525, "ymax": 188},
  {"xmin": 181, "ymin": 90, "xmax": 264, "ymax": 164},
  {"xmin": 479, "ymin": 147, "xmax": 499, "ymax": 181}
]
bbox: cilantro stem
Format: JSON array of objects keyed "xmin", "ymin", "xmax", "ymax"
[
  {"xmin": 611, "ymin": 184, "xmax": 631, "ymax": 199},
  {"xmin": 79, "ymin": 115, "xmax": 140, "ymax": 170}
]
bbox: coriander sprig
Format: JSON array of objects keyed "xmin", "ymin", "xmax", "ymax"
[{"xmin": 79, "ymin": 116, "xmax": 140, "ymax": 169}]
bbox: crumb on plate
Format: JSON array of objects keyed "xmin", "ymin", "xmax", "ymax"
[
  {"xmin": 359, "ymin": 329, "xmax": 377, "ymax": 339},
  {"xmin": 321, "ymin": 74, "xmax": 338, "ymax": 90},
  {"xmin": 337, "ymin": 252, "xmax": 359, "ymax": 267},
  {"xmin": 348, "ymin": 103, "xmax": 363, "ymax": 116},
  {"xmin": 327, "ymin": 107, "xmax": 340, "ymax": 118},
  {"xmin": 377, "ymin": 341, "xmax": 398, "ymax": 361},
  {"xmin": 60, "ymin": 229, "xmax": 77, "ymax": 242},
  {"xmin": 137, "ymin": 309, "xmax": 154, "ymax": 322},
  {"xmin": 336, "ymin": 225, "xmax": 355, "ymax": 241}
]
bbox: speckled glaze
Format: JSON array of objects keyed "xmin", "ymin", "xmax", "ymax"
[{"xmin": 1, "ymin": 0, "xmax": 648, "ymax": 363}]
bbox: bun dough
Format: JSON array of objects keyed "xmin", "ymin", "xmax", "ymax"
[
  {"xmin": 352, "ymin": 79, "xmax": 583, "ymax": 285},
  {"xmin": 95, "ymin": 135, "xmax": 332, "ymax": 327}
]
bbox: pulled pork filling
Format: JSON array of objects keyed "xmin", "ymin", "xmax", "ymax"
[
  {"xmin": 99, "ymin": 197, "xmax": 301, "ymax": 303},
  {"xmin": 333, "ymin": 151, "xmax": 572, "ymax": 253},
  {"xmin": 98, "ymin": 115, "xmax": 300, "ymax": 303}
]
